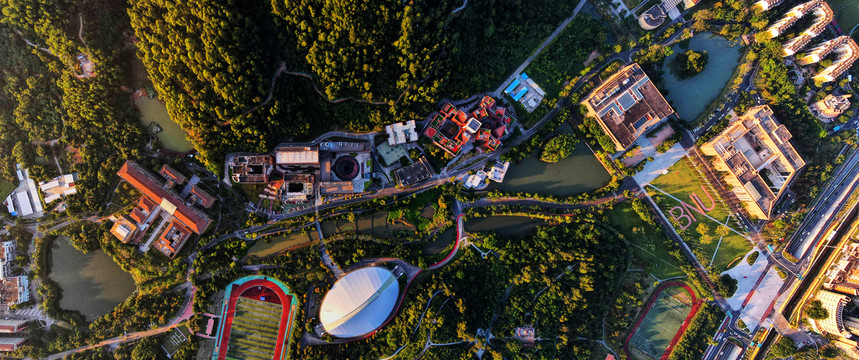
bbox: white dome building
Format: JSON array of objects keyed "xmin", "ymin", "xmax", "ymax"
[{"xmin": 319, "ymin": 267, "xmax": 400, "ymax": 338}]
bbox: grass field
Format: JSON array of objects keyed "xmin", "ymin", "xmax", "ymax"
[
  {"xmin": 226, "ymin": 297, "xmax": 283, "ymax": 360},
  {"xmin": 830, "ymin": 0, "xmax": 859, "ymax": 33},
  {"xmin": 608, "ymin": 203, "xmax": 685, "ymax": 279},
  {"xmin": 629, "ymin": 286, "xmax": 694, "ymax": 360},
  {"xmin": 0, "ymin": 179, "xmax": 15, "ymax": 200},
  {"xmin": 649, "ymin": 158, "xmax": 752, "ymax": 271}
]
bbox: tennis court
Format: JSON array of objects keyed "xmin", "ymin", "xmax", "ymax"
[{"xmin": 627, "ymin": 283, "xmax": 696, "ymax": 360}]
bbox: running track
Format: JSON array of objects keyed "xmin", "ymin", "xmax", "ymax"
[
  {"xmin": 215, "ymin": 278, "xmax": 294, "ymax": 360},
  {"xmin": 624, "ymin": 281, "xmax": 703, "ymax": 360}
]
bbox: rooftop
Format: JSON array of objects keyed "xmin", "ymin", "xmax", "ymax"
[
  {"xmin": 701, "ymin": 106, "xmax": 805, "ymax": 219},
  {"xmin": 117, "ymin": 161, "xmax": 212, "ymax": 234},
  {"xmin": 582, "ymin": 63, "xmax": 674, "ymax": 151}
]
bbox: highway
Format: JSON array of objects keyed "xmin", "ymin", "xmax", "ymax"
[{"xmin": 785, "ymin": 148, "xmax": 859, "ymax": 259}]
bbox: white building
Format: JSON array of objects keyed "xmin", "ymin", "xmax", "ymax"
[
  {"xmin": 0, "ymin": 242, "xmax": 14, "ymax": 280},
  {"xmin": 38, "ymin": 173, "xmax": 78, "ymax": 203},
  {"xmin": 2, "ymin": 164, "xmax": 43, "ymax": 218},
  {"xmin": 319, "ymin": 267, "xmax": 400, "ymax": 338},
  {"xmin": 385, "ymin": 120, "xmax": 418, "ymax": 146}
]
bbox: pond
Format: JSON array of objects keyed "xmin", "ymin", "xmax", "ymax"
[
  {"xmin": 660, "ymin": 34, "xmax": 743, "ymax": 122},
  {"xmin": 135, "ymin": 96, "xmax": 195, "ymax": 153},
  {"xmin": 246, "ymin": 230, "xmax": 319, "ymax": 258},
  {"xmin": 489, "ymin": 141, "xmax": 611, "ymax": 196},
  {"xmin": 422, "ymin": 216, "xmax": 547, "ymax": 255},
  {"xmin": 51, "ymin": 238, "xmax": 136, "ymax": 321}
]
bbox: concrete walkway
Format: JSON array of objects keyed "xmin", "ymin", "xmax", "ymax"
[{"xmin": 632, "ymin": 143, "xmax": 688, "ymax": 185}]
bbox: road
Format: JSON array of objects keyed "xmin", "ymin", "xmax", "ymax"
[
  {"xmin": 45, "ymin": 283, "xmax": 196, "ymax": 360},
  {"xmin": 492, "ymin": 0, "xmax": 591, "ymax": 96},
  {"xmin": 785, "ymin": 148, "xmax": 859, "ymax": 259}
]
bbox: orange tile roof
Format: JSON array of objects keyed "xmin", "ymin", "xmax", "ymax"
[
  {"xmin": 154, "ymin": 220, "xmax": 192, "ymax": 258},
  {"xmin": 117, "ymin": 161, "xmax": 211, "ymax": 234}
]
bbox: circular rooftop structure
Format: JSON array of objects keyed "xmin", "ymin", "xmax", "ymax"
[
  {"xmin": 333, "ymin": 155, "xmax": 360, "ymax": 181},
  {"xmin": 319, "ymin": 267, "xmax": 400, "ymax": 338}
]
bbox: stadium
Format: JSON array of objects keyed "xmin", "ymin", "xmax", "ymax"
[
  {"xmin": 319, "ymin": 266, "xmax": 401, "ymax": 338},
  {"xmin": 212, "ymin": 275, "xmax": 298, "ymax": 360}
]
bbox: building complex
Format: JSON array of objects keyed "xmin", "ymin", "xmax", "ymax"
[
  {"xmin": 581, "ymin": 63, "xmax": 675, "ymax": 152},
  {"xmin": 38, "ymin": 173, "xmax": 78, "ymax": 204},
  {"xmin": 0, "ymin": 241, "xmax": 28, "ymax": 308},
  {"xmin": 110, "ymin": 161, "xmax": 215, "ymax": 258},
  {"xmin": 700, "ymin": 106, "xmax": 805, "ymax": 219},
  {"xmin": 423, "ymin": 96, "xmax": 513, "ymax": 156},
  {"xmin": 760, "ymin": 0, "xmax": 858, "ymax": 83}
]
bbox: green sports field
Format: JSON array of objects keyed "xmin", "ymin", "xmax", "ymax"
[
  {"xmin": 225, "ymin": 297, "xmax": 283, "ymax": 360},
  {"xmin": 830, "ymin": 0, "xmax": 859, "ymax": 34},
  {"xmin": 629, "ymin": 286, "xmax": 694, "ymax": 360}
]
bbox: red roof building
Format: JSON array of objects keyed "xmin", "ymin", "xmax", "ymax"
[
  {"xmin": 422, "ymin": 96, "xmax": 512, "ymax": 156},
  {"xmin": 153, "ymin": 220, "xmax": 193, "ymax": 259},
  {"xmin": 117, "ymin": 161, "xmax": 212, "ymax": 234},
  {"xmin": 190, "ymin": 185, "xmax": 216, "ymax": 209},
  {"xmin": 159, "ymin": 164, "xmax": 188, "ymax": 188}
]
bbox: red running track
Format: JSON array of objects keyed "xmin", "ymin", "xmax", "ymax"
[
  {"xmin": 623, "ymin": 281, "xmax": 703, "ymax": 360},
  {"xmin": 217, "ymin": 279, "xmax": 293, "ymax": 360}
]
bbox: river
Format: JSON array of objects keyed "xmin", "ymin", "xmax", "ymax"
[
  {"xmin": 51, "ymin": 238, "xmax": 136, "ymax": 320},
  {"xmin": 660, "ymin": 34, "xmax": 743, "ymax": 122}
]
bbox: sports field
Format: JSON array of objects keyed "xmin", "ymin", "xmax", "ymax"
[
  {"xmin": 226, "ymin": 297, "xmax": 283, "ymax": 360},
  {"xmin": 213, "ymin": 276, "xmax": 298, "ymax": 360},
  {"xmin": 626, "ymin": 282, "xmax": 700, "ymax": 360},
  {"xmin": 830, "ymin": 0, "xmax": 859, "ymax": 34}
]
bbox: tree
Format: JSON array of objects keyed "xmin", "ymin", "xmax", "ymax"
[
  {"xmin": 540, "ymin": 134, "xmax": 579, "ymax": 163},
  {"xmin": 806, "ymin": 299, "xmax": 829, "ymax": 320},
  {"xmin": 771, "ymin": 336, "xmax": 797, "ymax": 358},
  {"xmin": 696, "ymin": 222, "xmax": 713, "ymax": 245},
  {"xmin": 675, "ymin": 50, "xmax": 709, "ymax": 79}
]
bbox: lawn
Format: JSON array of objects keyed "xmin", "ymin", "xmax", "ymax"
[
  {"xmin": 608, "ymin": 202, "xmax": 685, "ymax": 280},
  {"xmin": 226, "ymin": 297, "xmax": 282, "ymax": 359},
  {"xmin": 234, "ymin": 183, "xmax": 265, "ymax": 202},
  {"xmin": 648, "ymin": 158, "xmax": 752, "ymax": 272}
]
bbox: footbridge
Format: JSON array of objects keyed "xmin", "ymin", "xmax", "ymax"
[
  {"xmin": 798, "ymin": 36, "xmax": 859, "ymax": 83},
  {"xmin": 763, "ymin": 0, "xmax": 833, "ymax": 56}
]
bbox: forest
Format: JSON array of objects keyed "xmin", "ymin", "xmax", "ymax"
[
  {"xmin": 126, "ymin": 0, "xmax": 590, "ymax": 172},
  {"xmin": 297, "ymin": 221, "xmax": 629, "ymax": 359}
]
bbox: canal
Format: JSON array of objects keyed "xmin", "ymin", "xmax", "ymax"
[
  {"xmin": 660, "ymin": 34, "xmax": 743, "ymax": 122},
  {"xmin": 246, "ymin": 212, "xmax": 421, "ymax": 258},
  {"xmin": 423, "ymin": 216, "xmax": 548, "ymax": 255},
  {"xmin": 51, "ymin": 237, "xmax": 136, "ymax": 321}
]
